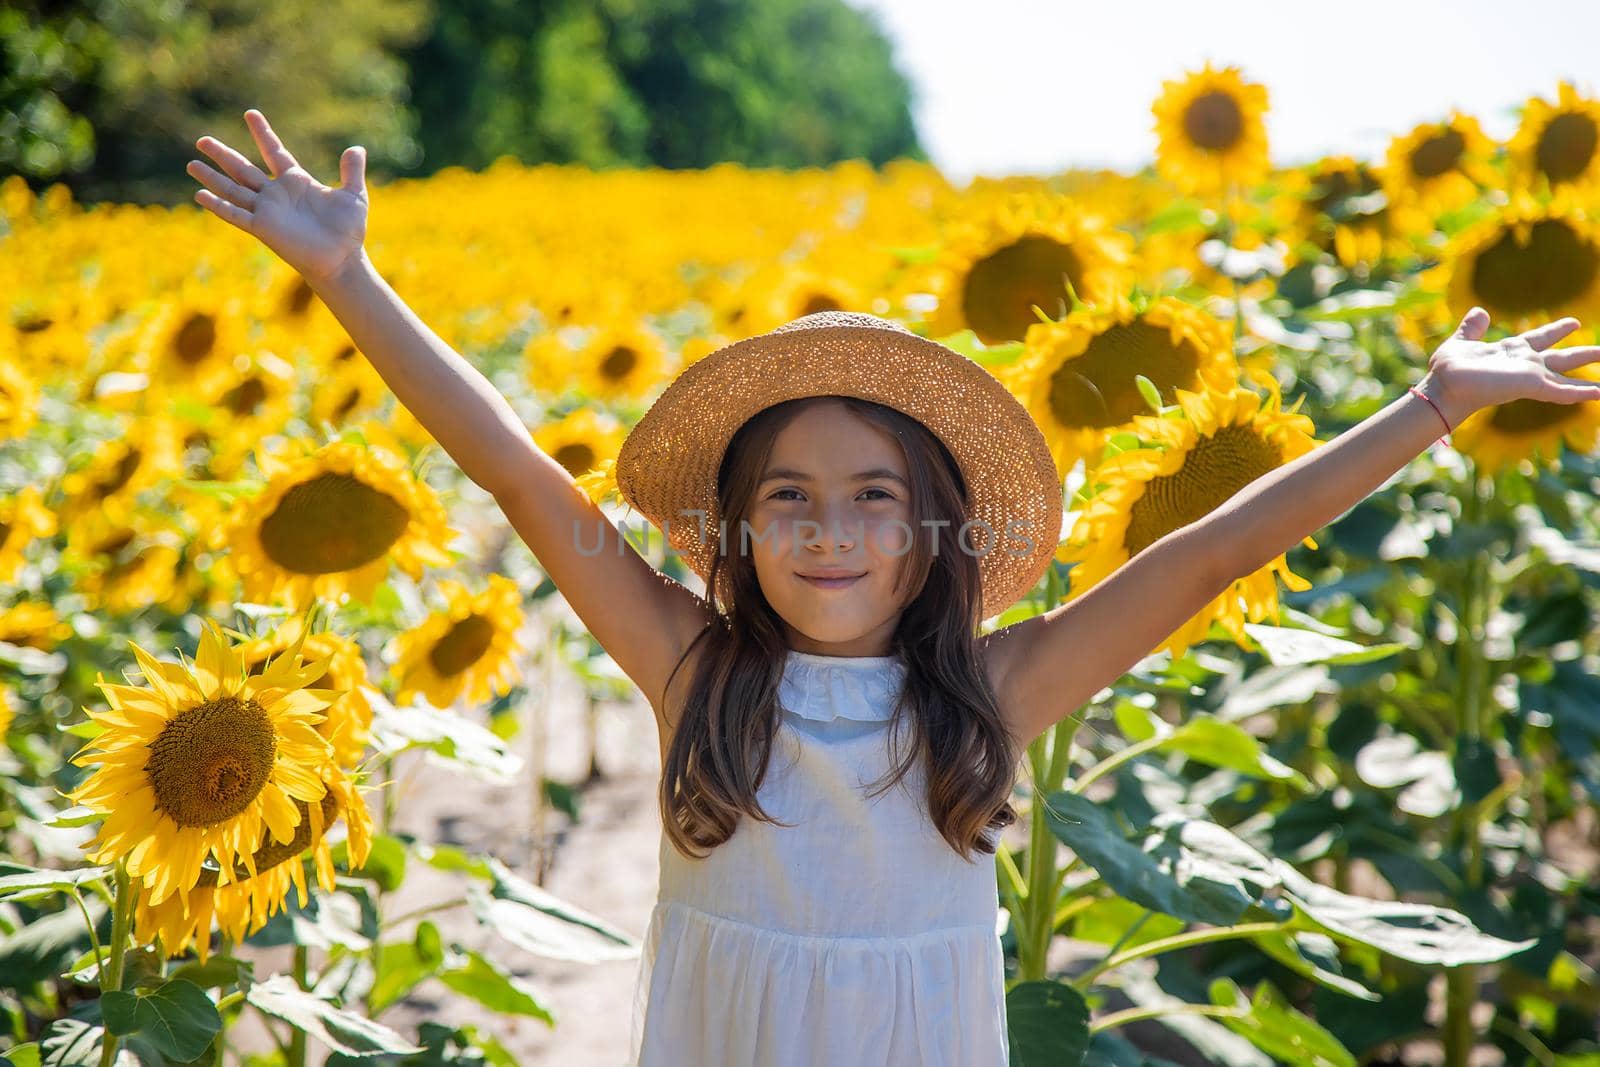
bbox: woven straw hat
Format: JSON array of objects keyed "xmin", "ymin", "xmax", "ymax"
[{"xmin": 613, "ymin": 311, "xmax": 1064, "ymax": 621}]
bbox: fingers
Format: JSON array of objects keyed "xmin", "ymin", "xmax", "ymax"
[
  {"xmin": 339, "ymin": 145, "xmax": 367, "ymax": 194},
  {"xmin": 1542, "ymin": 344, "xmax": 1600, "ymax": 372},
  {"xmin": 244, "ymin": 109, "xmax": 302, "ymax": 179},
  {"xmin": 1520, "ymin": 316, "xmax": 1581, "ymax": 351},
  {"xmin": 186, "ymin": 158, "xmax": 258, "ymax": 211},
  {"xmin": 193, "ymin": 188, "xmax": 254, "ymax": 234},
  {"xmin": 1543, "ymin": 374, "xmax": 1600, "ymax": 402},
  {"xmin": 196, "ymin": 135, "xmax": 267, "ymax": 193},
  {"xmin": 1455, "ymin": 306, "xmax": 1490, "ymax": 341}
]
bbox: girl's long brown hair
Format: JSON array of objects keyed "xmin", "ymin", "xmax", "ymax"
[{"xmin": 656, "ymin": 395, "xmax": 1021, "ymax": 863}]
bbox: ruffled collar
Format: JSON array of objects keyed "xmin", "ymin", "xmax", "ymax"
[{"xmin": 778, "ymin": 649, "xmax": 908, "ymax": 723}]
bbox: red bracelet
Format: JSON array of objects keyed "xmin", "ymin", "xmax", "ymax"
[{"xmin": 1408, "ymin": 384, "xmax": 1452, "ymax": 445}]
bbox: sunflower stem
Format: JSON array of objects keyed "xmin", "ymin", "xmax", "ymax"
[
  {"xmin": 288, "ymin": 944, "xmax": 309, "ymax": 1067},
  {"xmin": 97, "ymin": 863, "xmax": 137, "ymax": 1067}
]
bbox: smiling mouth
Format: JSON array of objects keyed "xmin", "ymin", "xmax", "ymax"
[{"xmin": 797, "ymin": 572, "xmax": 865, "ymax": 589}]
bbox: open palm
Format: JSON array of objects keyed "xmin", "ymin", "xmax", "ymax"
[{"xmin": 187, "ymin": 109, "xmax": 369, "ymax": 285}]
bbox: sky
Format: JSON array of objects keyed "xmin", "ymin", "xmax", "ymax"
[{"xmin": 843, "ymin": 0, "xmax": 1600, "ymax": 184}]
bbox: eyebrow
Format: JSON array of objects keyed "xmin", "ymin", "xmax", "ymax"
[{"xmin": 760, "ymin": 466, "xmax": 910, "ymax": 489}]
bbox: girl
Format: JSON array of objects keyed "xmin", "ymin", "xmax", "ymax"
[{"xmin": 188, "ymin": 111, "xmax": 1600, "ymax": 1066}]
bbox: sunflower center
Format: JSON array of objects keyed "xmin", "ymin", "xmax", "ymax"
[
  {"xmin": 1047, "ymin": 320, "xmax": 1203, "ymax": 430},
  {"xmin": 258, "ymin": 472, "xmax": 412, "ymax": 574},
  {"xmin": 1537, "ymin": 111, "xmax": 1599, "ymax": 184},
  {"xmin": 429, "ymin": 613, "xmax": 495, "ymax": 677},
  {"xmin": 1488, "ymin": 396, "xmax": 1577, "ymax": 435},
  {"xmin": 800, "ymin": 294, "xmax": 841, "ymax": 316},
  {"xmin": 1123, "ymin": 424, "xmax": 1281, "ymax": 558},
  {"xmin": 195, "ymin": 788, "xmax": 341, "ymax": 887},
  {"xmin": 1411, "ymin": 128, "xmax": 1465, "ymax": 179},
  {"xmin": 962, "ymin": 235, "xmax": 1088, "ymax": 345},
  {"xmin": 1183, "ymin": 91, "xmax": 1244, "ymax": 151},
  {"xmin": 222, "ymin": 377, "xmax": 268, "ymax": 416},
  {"xmin": 286, "ymin": 278, "xmax": 316, "ymax": 316},
  {"xmin": 0, "ymin": 520, "xmax": 11, "ymax": 548},
  {"xmin": 552, "ymin": 442, "xmax": 597, "ymax": 477},
  {"xmin": 146, "ymin": 696, "xmax": 277, "ymax": 828},
  {"xmin": 96, "ymin": 448, "xmax": 143, "ymax": 499},
  {"xmin": 600, "ymin": 346, "xmax": 638, "ymax": 381},
  {"xmin": 1469, "ymin": 218, "xmax": 1600, "ymax": 317},
  {"xmin": 333, "ymin": 387, "xmax": 361, "ymax": 422},
  {"xmin": 174, "ymin": 313, "xmax": 217, "ymax": 365}
]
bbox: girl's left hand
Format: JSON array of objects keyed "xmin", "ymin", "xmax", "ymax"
[{"xmin": 1424, "ymin": 307, "xmax": 1600, "ymax": 427}]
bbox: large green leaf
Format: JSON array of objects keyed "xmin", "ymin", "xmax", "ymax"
[
  {"xmin": 468, "ymin": 859, "xmax": 639, "ymax": 963},
  {"xmin": 0, "ymin": 865, "xmax": 113, "ymax": 904},
  {"xmin": 365, "ymin": 688, "xmax": 523, "ymax": 784},
  {"xmin": 1208, "ymin": 977, "xmax": 1354, "ymax": 1067},
  {"xmin": 1249, "ymin": 930, "xmax": 1378, "ymax": 1001},
  {"xmin": 1112, "ymin": 705, "xmax": 1311, "ymax": 790},
  {"xmin": 101, "ymin": 979, "xmax": 221, "ymax": 1061},
  {"xmin": 437, "ymin": 948, "xmax": 555, "ymax": 1023},
  {"xmin": 368, "ymin": 922, "xmax": 444, "ymax": 1014},
  {"xmin": 246, "ymin": 974, "xmax": 423, "ymax": 1057},
  {"xmin": 1005, "ymin": 980, "xmax": 1089, "ymax": 1067},
  {"xmin": 1241, "ymin": 623, "xmax": 1405, "ymax": 667},
  {"xmin": 1274, "ymin": 859, "xmax": 1537, "ymax": 965},
  {"xmin": 1042, "ymin": 793, "xmax": 1262, "ymax": 926}
]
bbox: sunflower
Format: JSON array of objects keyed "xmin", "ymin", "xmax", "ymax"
[
  {"xmin": 391, "ymin": 574, "xmax": 526, "ymax": 709},
  {"xmin": 59, "ymin": 416, "xmax": 189, "ymax": 525},
  {"xmin": 191, "ymin": 347, "xmax": 298, "ymax": 480},
  {"xmin": 225, "ymin": 432, "xmax": 457, "ymax": 608},
  {"xmin": 532, "ymin": 407, "xmax": 627, "ymax": 484},
  {"xmin": 1450, "ymin": 346, "xmax": 1600, "ymax": 475},
  {"xmin": 0, "ymin": 354, "xmax": 40, "ymax": 441},
  {"xmin": 1058, "ymin": 384, "xmax": 1321, "ymax": 660},
  {"xmin": 0, "ymin": 599, "xmax": 72, "ymax": 651},
  {"xmin": 68, "ymin": 619, "xmax": 344, "ymax": 908},
  {"xmin": 1381, "ymin": 113, "xmax": 1496, "ymax": 217},
  {"xmin": 1429, "ymin": 191, "xmax": 1600, "ymax": 330},
  {"xmin": 1152, "ymin": 64, "xmax": 1271, "ymax": 198},
  {"xmin": 999, "ymin": 292, "xmax": 1240, "ymax": 479},
  {"xmin": 63, "ymin": 508, "xmax": 186, "ymax": 617},
  {"xmin": 573, "ymin": 321, "xmax": 673, "ymax": 403},
  {"xmin": 134, "ymin": 284, "xmax": 251, "ymax": 401},
  {"xmin": 0, "ymin": 486, "xmax": 57, "ymax": 583},
  {"xmin": 1509, "ymin": 81, "xmax": 1600, "ymax": 197},
  {"xmin": 1285, "ymin": 157, "xmax": 1401, "ymax": 270},
  {"xmin": 730, "ymin": 262, "xmax": 874, "ymax": 337},
  {"xmin": 238, "ymin": 615, "xmax": 376, "ymax": 769},
  {"xmin": 134, "ymin": 764, "xmax": 373, "ymax": 962},
  {"xmin": 921, "ymin": 191, "xmax": 1136, "ymax": 345},
  {"xmin": 523, "ymin": 330, "xmax": 587, "ymax": 397},
  {"xmin": 307, "ymin": 359, "xmax": 392, "ymax": 434}
]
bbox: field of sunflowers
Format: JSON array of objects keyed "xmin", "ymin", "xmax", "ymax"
[{"xmin": 3, "ymin": 63, "xmax": 1600, "ymax": 1066}]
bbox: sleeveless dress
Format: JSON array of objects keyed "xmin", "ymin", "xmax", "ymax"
[{"xmin": 625, "ymin": 649, "xmax": 1011, "ymax": 1067}]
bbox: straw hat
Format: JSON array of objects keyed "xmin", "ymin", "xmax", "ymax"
[{"xmin": 613, "ymin": 311, "xmax": 1064, "ymax": 621}]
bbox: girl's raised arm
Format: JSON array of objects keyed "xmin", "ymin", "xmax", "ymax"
[{"xmin": 187, "ymin": 110, "xmax": 713, "ymax": 729}]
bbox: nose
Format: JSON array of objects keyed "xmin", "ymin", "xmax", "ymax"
[{"xmin": 801, "ymin": 499, "xmax": 861, "ymax": 558}]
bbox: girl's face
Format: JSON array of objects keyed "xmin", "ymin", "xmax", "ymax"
[{"xmin": 744, "ymin": 400, "xmax": 915, "ymax": 656}]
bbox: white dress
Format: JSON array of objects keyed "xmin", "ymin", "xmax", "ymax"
[{"xmin": 625, "ymin": 649, "xmax": 1011, "ymax": 1067}]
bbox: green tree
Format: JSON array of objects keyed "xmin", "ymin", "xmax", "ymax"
[{"xmin": 396, "ymin": 0, "xmax": 926, "ymax": 174}]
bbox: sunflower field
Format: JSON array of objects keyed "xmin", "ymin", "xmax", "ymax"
[{"xmin": 3, "ymin": 65, "xmax": 1600, "ymax": 1067}]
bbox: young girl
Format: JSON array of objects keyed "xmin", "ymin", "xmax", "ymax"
[{"xmin": 188, "ymin": 111, "xmax": 1600, "ymax": 1066}]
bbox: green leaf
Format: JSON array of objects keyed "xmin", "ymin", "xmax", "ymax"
[
  {"xmin": 1159, "ymin": 717, "xmax": 1312, "ymax": 790},
  {"xmin": 1250, "ymin": 930, "xmax": 1378, "ymax": 1002},
  {"xmin": 166, "ymin": 956, "xmax": 253, "ymax": 991},
  {"xmin": 366, "ymin": 690, "xmax": 523, "ymax": 784},
  {"xmin": 332, "ymin": 833, "xmax": 405, "ymax": 891},
  {"xmin": 1042, "ymin": 793, "xmax": 1264, "ymax": 926},
  {"xmin": 437, "ymin": 948, "xmax": 555, "ymax": 1023},
  {"xmin": 1005, "ymin": 980, "xmax": 1090, "ymax": 1066},
  {"xmin": 1134, "ymin": 375, "xmax": 1163, "ymax": 416},
  {"xmin": 367, "ymin": 922, "xmax": 445, "ymax": 1014},
  {"xmin": 1273, "ymin": 859, "xmax": 1537, "ymax": 965},
  {"xmin": 0, "ymin": 865, "xmax": 113, "ymax": 904},
  {"xmin": 1242, "ymin": 623, "xmax": 1405, "ymax": 667},
  {"xmin": 2, "ymin": 1043, "xmax": 42, "ymax": 1067},
  {"xmin": 245, "ymin": 974, "xmax": 423, "ymax": 1057},
  {"xmin": 1208, "ymin": 978, "xmax": 1355, "ymax": 1067},
  {"xmin": 467, "ymin": 859, "xmax": 638, "ymax": 963},
  {"xmin": 416, "ymin": 843, "xmax": 493, "ymax": 882},
  {"xmin": 101, "ymin": 980, "xmax": 221, "ymax": 1061},
  {"xmin": 46, "ymin": 807, "xmax": 105, "ymax": 829},
  {"xmin": 40, "ymin": 1019, "xmax": 104, "ymax": 1067}
]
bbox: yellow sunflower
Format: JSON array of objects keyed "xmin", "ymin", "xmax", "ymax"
[
  {"xmin": 62, "ymin": 508, "xmax": 185, "ymax": 617},
  {"xmin": 1285, "ymin": 157, "xmax": 1402, "ymax": 270},
  {"xmin": 59, "ymin": 415, "xmax": 189, "ymax": 524},
  {"xmin": 1152, "ymin": 64, "xmax": 1271, "ymax": 198},
  {"xmin": 307, "ymin": 359, "xmax": 391, "ymax": 434},
  {"xmin": 1509, "ymin": 81, "xmax": 1600, "ymax": 198},
  {"xmin": 1450, "ymin": 346, "xmax": 1600, "ymax": 475},
  {"xmin": 0, "ymin": 486, "xmax": 57, "ymax": 583},
  {"xmin": 1000, "ymin": 292, "xmax": 1240, "ymax": 479},
  {"xmin": 1058, "ymin": 384, "xmax": 1321, "ymax": 660},
  {"xmin": 192, "ymin": 347, "xmax": 299, "ymax": 480},
  {"xmin": 728, "ymin": 262, "xmax": 874, "ymax": 337},
  {"xmin": 1429, "ymin": 191, "xmax": 1600, "ymax": 330},
  {"xmin": 0, "ymin": 599, "xmax": 72, "ymax": 651},
  {"xmin": 238, "ymin": 615, "xmax": 376, "ymax": 769},
  {"xmin": 134, "ymin": 765, "xmax": 373, "ymax": 962},
  {"xmin": 392, "ymin": 574, "xmax": 526, "ymax": 709},
  {"xmin": 225, "ymin": 431, "xmax": 457, "ymax": 608},
  {"xmin": 0, "ymin": 353, "xmax": 40, "ymax": 441},
  {"xmin": 573, "ymin": 321, "xmax": 673, "ymax": 403},
  {"xmin": 532, "ymin": 407, "xmax": 628, "ymax": 484},
  {"xmin": 1381, "ymin": 112, "xmax": 1496, "ymax": 217},
  {"xmin": 134, "ymin": 284, "xmax": 251, "ymax": 401},
  {"xmin": 921, "ymin": 191, "xmax": 1136, "ymax": 345},
  {"xmin": 68, "ymin": 619, "xmax": 344, "ymax": 908}
]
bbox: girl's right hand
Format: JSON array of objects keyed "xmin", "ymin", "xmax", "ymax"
[{"xmin": 187, "ymin": 109, "xmax": 369, "ymax": 287}]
